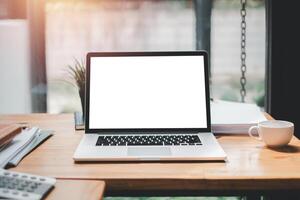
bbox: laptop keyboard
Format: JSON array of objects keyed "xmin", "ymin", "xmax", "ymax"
[{"xmin": 96, "ymin": 135, "xmax": 202, "ymax": 146}]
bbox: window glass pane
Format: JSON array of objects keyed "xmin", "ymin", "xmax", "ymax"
[
  {"xmin": 45, "ymin": 0, "xmax": 266, "ymax": 114},
  {"xmin": 211, "ymin": 0, "xmax": 265, "ymax": 106}
]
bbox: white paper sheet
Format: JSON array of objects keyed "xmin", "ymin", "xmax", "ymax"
[
  {"xmin": 0, "ymin": 128, "xmax": 38, "ymax": 168},
  {"xmin": 8, "ymin": 130, "xmax": 53, "ymax": 166}
]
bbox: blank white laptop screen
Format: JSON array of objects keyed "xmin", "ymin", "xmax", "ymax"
[{"xmin": 89, "ymin": 55, "xmax": 208, "ymax": 129}]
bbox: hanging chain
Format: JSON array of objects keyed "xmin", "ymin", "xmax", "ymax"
[{"xmin": 240, "ymin": 0, "xmax": 247, "ymax": 102}]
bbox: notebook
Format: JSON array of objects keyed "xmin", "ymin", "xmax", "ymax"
[
  {"xmin": 211, "ymin": 100, "xmax": 267, "ymax": 134},
  {"xmin": 0, "ymin": 124, "xmax": 22, "ymax": 148}
]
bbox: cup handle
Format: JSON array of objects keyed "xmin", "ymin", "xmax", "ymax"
[{"xmin": 248, "ymin": 126, "xmax": 262, "ymax": 140}]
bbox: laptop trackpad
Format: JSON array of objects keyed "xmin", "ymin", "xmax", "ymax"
[{"xmin": 127, "ymin": 147, "xmax": 171, "ymax": 156}]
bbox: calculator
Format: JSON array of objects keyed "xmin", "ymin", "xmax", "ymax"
[{"xmin": 0, "ymin": 169, "xmax": 56, "ymax": 200}]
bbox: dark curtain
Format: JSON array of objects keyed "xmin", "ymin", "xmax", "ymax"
[{"xmin": 266, "ymin": 0, "xmax": 300, "ymax": 138}]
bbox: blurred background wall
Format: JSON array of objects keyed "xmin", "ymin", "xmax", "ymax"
[{"xmin": 0, "ymin": 20, "xmax": 31, "ymax": 114}]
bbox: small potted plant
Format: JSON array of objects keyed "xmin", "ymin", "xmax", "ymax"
[{"xmin": 66, "ymin": 58, "xmax": 86, "ymax": 119}]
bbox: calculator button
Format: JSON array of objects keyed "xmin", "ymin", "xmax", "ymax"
[
  {"xmin": 31, "ymin": 185, "xmax": 37, "ymax": 189},
  {"xmin": 30, "ymin": 176, "xmax": 37, "ymax": 180},
  {"xmin": 17, "ymin": 187, "xmax": 24, "ymax": 191},
  {"xmin": 22, "ymin": 193, "xmax": 29, "ymax": 197},
  {"xmin": 4, "ymin": 172, "xmax": 10, "ymax": 176},
  {"xmin": 12, "ymin": 174, "xmax": 19, "ymax": 177},
  {"xmin": 40, "ymin": 178, "xmax": 46, "ymax": 181},
  {"xmin": 3, "ymin": 189, "xmax": 9, "ymax": 193},
  {"xmin": 12, "ymin": 191, "xmax": 19, "ymax": 195},
  {"xmin": 21, "ymin": 175, "xmax": 28, "ymax": 178}
]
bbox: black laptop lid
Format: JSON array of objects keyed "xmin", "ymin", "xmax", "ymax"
[{"xmin": 85, "ymin": 51, "xmax": 211, "ymax": 133}]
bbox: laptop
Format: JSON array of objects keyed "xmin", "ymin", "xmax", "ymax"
[{"xmin": 73, "ymin": 51, "xmax": 226, "ymax": 161}]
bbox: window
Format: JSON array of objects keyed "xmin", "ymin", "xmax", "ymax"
[{"xmin": 0, "ymin": 0, "xmax": 266, "ymax": 114}]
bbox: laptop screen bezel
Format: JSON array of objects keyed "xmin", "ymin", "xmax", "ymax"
[{"xmin": 85, "ymin": 51, "xmax": 211, "ymax": 133}]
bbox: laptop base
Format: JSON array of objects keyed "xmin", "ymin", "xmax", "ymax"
[{"xmin": 73, "ymin": 132, "xmax": 226, "ymax": 161}]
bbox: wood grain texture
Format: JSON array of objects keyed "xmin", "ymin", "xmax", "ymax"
[
  {"xmin": 46, "ymin": 179, "xmax": 105, "ymax": 200},
  {"xmin": 1, "ymin": 114, "xmax": 300, "ymax": 192}
]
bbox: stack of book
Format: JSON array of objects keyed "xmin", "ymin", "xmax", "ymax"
[
  {"xmin": 211, "ymin": 100, "xmax": 267, "ymax": 134},
  {"xmin": 0, "ymin": 124, "xmax": 53, "ymax": 168}
]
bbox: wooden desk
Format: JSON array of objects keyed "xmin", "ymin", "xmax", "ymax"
[
  {"xmin": 46, "ymin": 180, "xmax": 105, "ymax": 200},
  {"xmin": 1, "ymin": 114, "xmax": 300, "ymax": 198}
]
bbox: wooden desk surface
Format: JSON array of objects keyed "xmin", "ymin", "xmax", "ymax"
[
  {"xmin": 1, "ymin": 114, "xmax": 300, "ymax": 194},
  {"xmin": 46, "ymin": 179, "xmax": 105, "ymax": 200}
]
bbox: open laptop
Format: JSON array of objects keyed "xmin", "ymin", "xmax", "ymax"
[{"xmin": 73, "ymin": 51, "xmax": 226, "ymax": 161}]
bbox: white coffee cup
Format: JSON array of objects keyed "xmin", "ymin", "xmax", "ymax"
[{"xmin": 248, "ymin": 120, "xmax": 294, "ymax": 147}]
